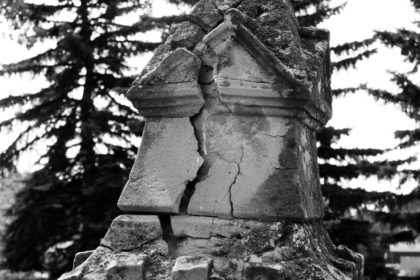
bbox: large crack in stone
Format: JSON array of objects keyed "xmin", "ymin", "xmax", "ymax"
[
  {"xmin": 228, "ymin": 145, "xmax": 244, "ymax": 217},
  {"xmin": 179, "ymin": 114, "xmax": 206, "ymax": 213},
  {"xmin": 118, "ymin": 118, "xmax": 205, "ymax": 213},
  {"xmin": 178, "ymin": 66, "xmax": 211, "ymax": 214},
  {"xmin": 158, "ymin": 215, "xmax": 178, "ymax": 255}
]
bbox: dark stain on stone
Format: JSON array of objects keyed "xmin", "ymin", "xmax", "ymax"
[
  {"xmin": 253, "ymin": 170, "xmax": 303, "ymax": 220},
  {"xmin": 158, "ymin": 215, "xmax": 177, "ymax": 255},
  {"xmin": 244, "ymin": 264, "xmax": 293, "ymax": 280}
]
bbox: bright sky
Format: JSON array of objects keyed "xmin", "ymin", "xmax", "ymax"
[{"xmin": 0, "ymin": 0, "xmax": 419, "ymax": 193}]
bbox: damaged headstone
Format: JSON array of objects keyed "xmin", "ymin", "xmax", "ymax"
[{"xmin": 59, "ymin": 1, "xmax": 364, "ymax": 279}]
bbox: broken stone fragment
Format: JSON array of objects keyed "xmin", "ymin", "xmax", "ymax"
[
  {"xmin": 166, "ymin": 21, "xmax": 205, "ymax": 50},
  {"xmin": 214, "ymin": 0, "xmax": 243, "ymax": 12},
  {"xmin": 187, "ymin": 157, "xmax": 238, "ymax": 219},
  {"xmin": 237, "ymin": 0, "xmax": 299, "ymax": 36},
  {"xmin": 137, "ymin": 48, "xmax": 201, "ymax": 86},
  {"xmin": 101, "ymin": 215, "xmax": 162, "ymax": 251},
  {"xmin": 171, "ymin": 256, "xmax": 212, "ymax": 280},
  {"xmin": 58, "ymin": 247, "xmax": 148, "ymax": 280},
  {"xmin": 190, "ymin": 0, "xmax": 223, "ymax": 31},
  {"xmin": 127, "ymin": 48, "xmax": 205, "ymax": 118},
  {"xmin": 106, "ymin": 257, "xmax": 145, "ymax": 280},
  {"xmin": 118, "ymin": 118, "xmax": 203, "ymax": 213},
  {"xmin": 134, "ymin": 43, "xmax": 172, "ymax": 85},
  {"xmin": 73, "ymin": 250, "xmax": 94, "ymax": 269}
]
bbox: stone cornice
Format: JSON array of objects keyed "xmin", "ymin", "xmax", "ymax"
[{"xmin": 126, "ymin": 82, "xmax": 205, "ymax": 118}]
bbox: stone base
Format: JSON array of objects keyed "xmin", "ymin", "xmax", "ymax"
[{"xmin": 59, "ymin": 215, "xmax": 363, "ymax": 280}]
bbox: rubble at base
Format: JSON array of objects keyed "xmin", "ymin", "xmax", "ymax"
[{"xmin": 59, "ymin": 215, "xmax": 363, "ymax": 280}]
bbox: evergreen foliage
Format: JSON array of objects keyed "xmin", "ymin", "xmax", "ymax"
[
  {"xmin": 0, "ymin": 0, "xmax": 189, "ymax": 276},
  {"xmin": 318, "ymin": 1, "xmax": 420, "ymax": 278}
]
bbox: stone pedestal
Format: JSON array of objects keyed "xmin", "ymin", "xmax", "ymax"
[
  {"xmin": 59, "ymin": 1, "xmax": 364, "ymax": 279},
  {"xmin": 61, "ymin": 215, "xmax": 363, "ymax": 280}
]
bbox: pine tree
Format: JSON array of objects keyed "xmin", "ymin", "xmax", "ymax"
[
  {"xmin": 316, "ymin": 0, "xmax": 420, "ymax": 278},
  {"xmin": 369, "ymin": 0, "xmax": 420, "ymax": 255},
  {"xmin": 0, "ymin": 0, "xmax": 190, "ymax": 276}
]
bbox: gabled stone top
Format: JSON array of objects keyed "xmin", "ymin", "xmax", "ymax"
[{"xmin": 127, "ymin": 0, "xmax": 332, "ymax": 125}]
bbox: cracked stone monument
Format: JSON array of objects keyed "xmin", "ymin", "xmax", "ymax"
[{"xmin": 59, "ymin": 1, "xmax": 364, "ymax": 279}]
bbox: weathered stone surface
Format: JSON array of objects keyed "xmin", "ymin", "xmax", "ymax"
[
  {"xmin": 238, "ymin": 0, "xmax": 304, "ymax": 69},
  {"xmin": 127, "ymin": 48, "xmax": 205, "ymax": 118},
  {"xmin": 59, "ymin": 247, "xmax": 147, "ymax": 280},
  {"xmin": 60, "ymin": 219, "xmax": 363, "ymax": 280},
  {"xmin": 188, "ymin": 112, "xmax": 323, "ymax": 220},
  {"xmin": 187, "ymin": 156, "xmax": 237, "ymax": 219},
  {"xmin": 190, "ymin": 0, "xmax": 223, "ymax": 31},
  {"xmin": 127, "ymin": 82, "xmax": 205, "ymax": 118},
  {"xmin": 101, "ymin": 215, "xmax": 162, "ymax": 251},
  {"xmin": 168, "ymin": 218, "xmax": 363, "ymax": 279},
  {"xmin": 214, "ymin": 0, "xmax": 243, "ymax": 12},
  {"xmin": 200, "ymin": 10, "xmax": 331, "ymax": 125},
  {"xmin": 167, "ymin": 22, "xmax": 205, "ymax": 49},
  {"xmin": 171, "ymin": 256, "xmax": 212, "ymax": 280},
  {"xmin": 136, "ymin": 48, "xmax": 201, "ymax": 86},
  {"xmin": 135, "ymin": 44, "xmax": 172, "ymax": 83},
  {"xmin": 73, "ymin": 250, "xmax": 94, "ymax": 269},
  {"xmin": 171, "ymin": 215, "xmax": 268, "ymax": 239},
  {"xmin": 118, "ymin": 118, "xmax": 203, "ymax": 213}
]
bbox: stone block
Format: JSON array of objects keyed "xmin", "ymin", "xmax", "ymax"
[
  {"xmin": 171, "ymin": 215, "xmax": 268, "ymax": 239},
  {"xmin": 106, "ymin": 257, "xmax": 145, "ymax": 280},
  {"xmin": 135, "ymin": 44, "xmax": 172, "ymax": 83},
  {"xmin": 244, "ymin": 263, "xmax": 291, "ymax": 280},
  {"xmin": 59, "ymin": 247, "xmax": 146, "ymax": 280},
  {"xmin": 167, "ymin": 22, "xmax": 204, "ymax": 49},
  {"xmin": 73, "ymin": 250, "xmax": 94, "ymax": 269},
  {"xmin": 187, "ymin": 113, "xmax": 323, "ymax": 221},
  {"xmin": 190, "ymin": 0, "xmax": 223, "ymax": 31},
  {"xmin": 171, "ymin": 256, "xmax": 212, "ymax": 280},
  {"xmin": 59, "ymin": 247, "xmax": 148, "ymax": 280},
  {"xmin": 187, "ymin": 157, "xmax": 238, "ymax": 219},
  {"xmin": 138, "ymin": 48, "xmax": 201, "ymax": 86},
  {"xmin": 172, "ymin": 237, "xmax": 212, "ymax": 257},
  {"xmin": 101, "ymin": 215, "xmax": 162, "ymax": 251},
  {"xmin": 170, "ymin": 216, "xmax": 283, "ymax": 259},
  {"xmin": 128, "ymin": 48, "xmax": 205, "ymax": 118},
  {"xmin": 118, "ymin": 118, "xmax": 203, "ymax": 213}
]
